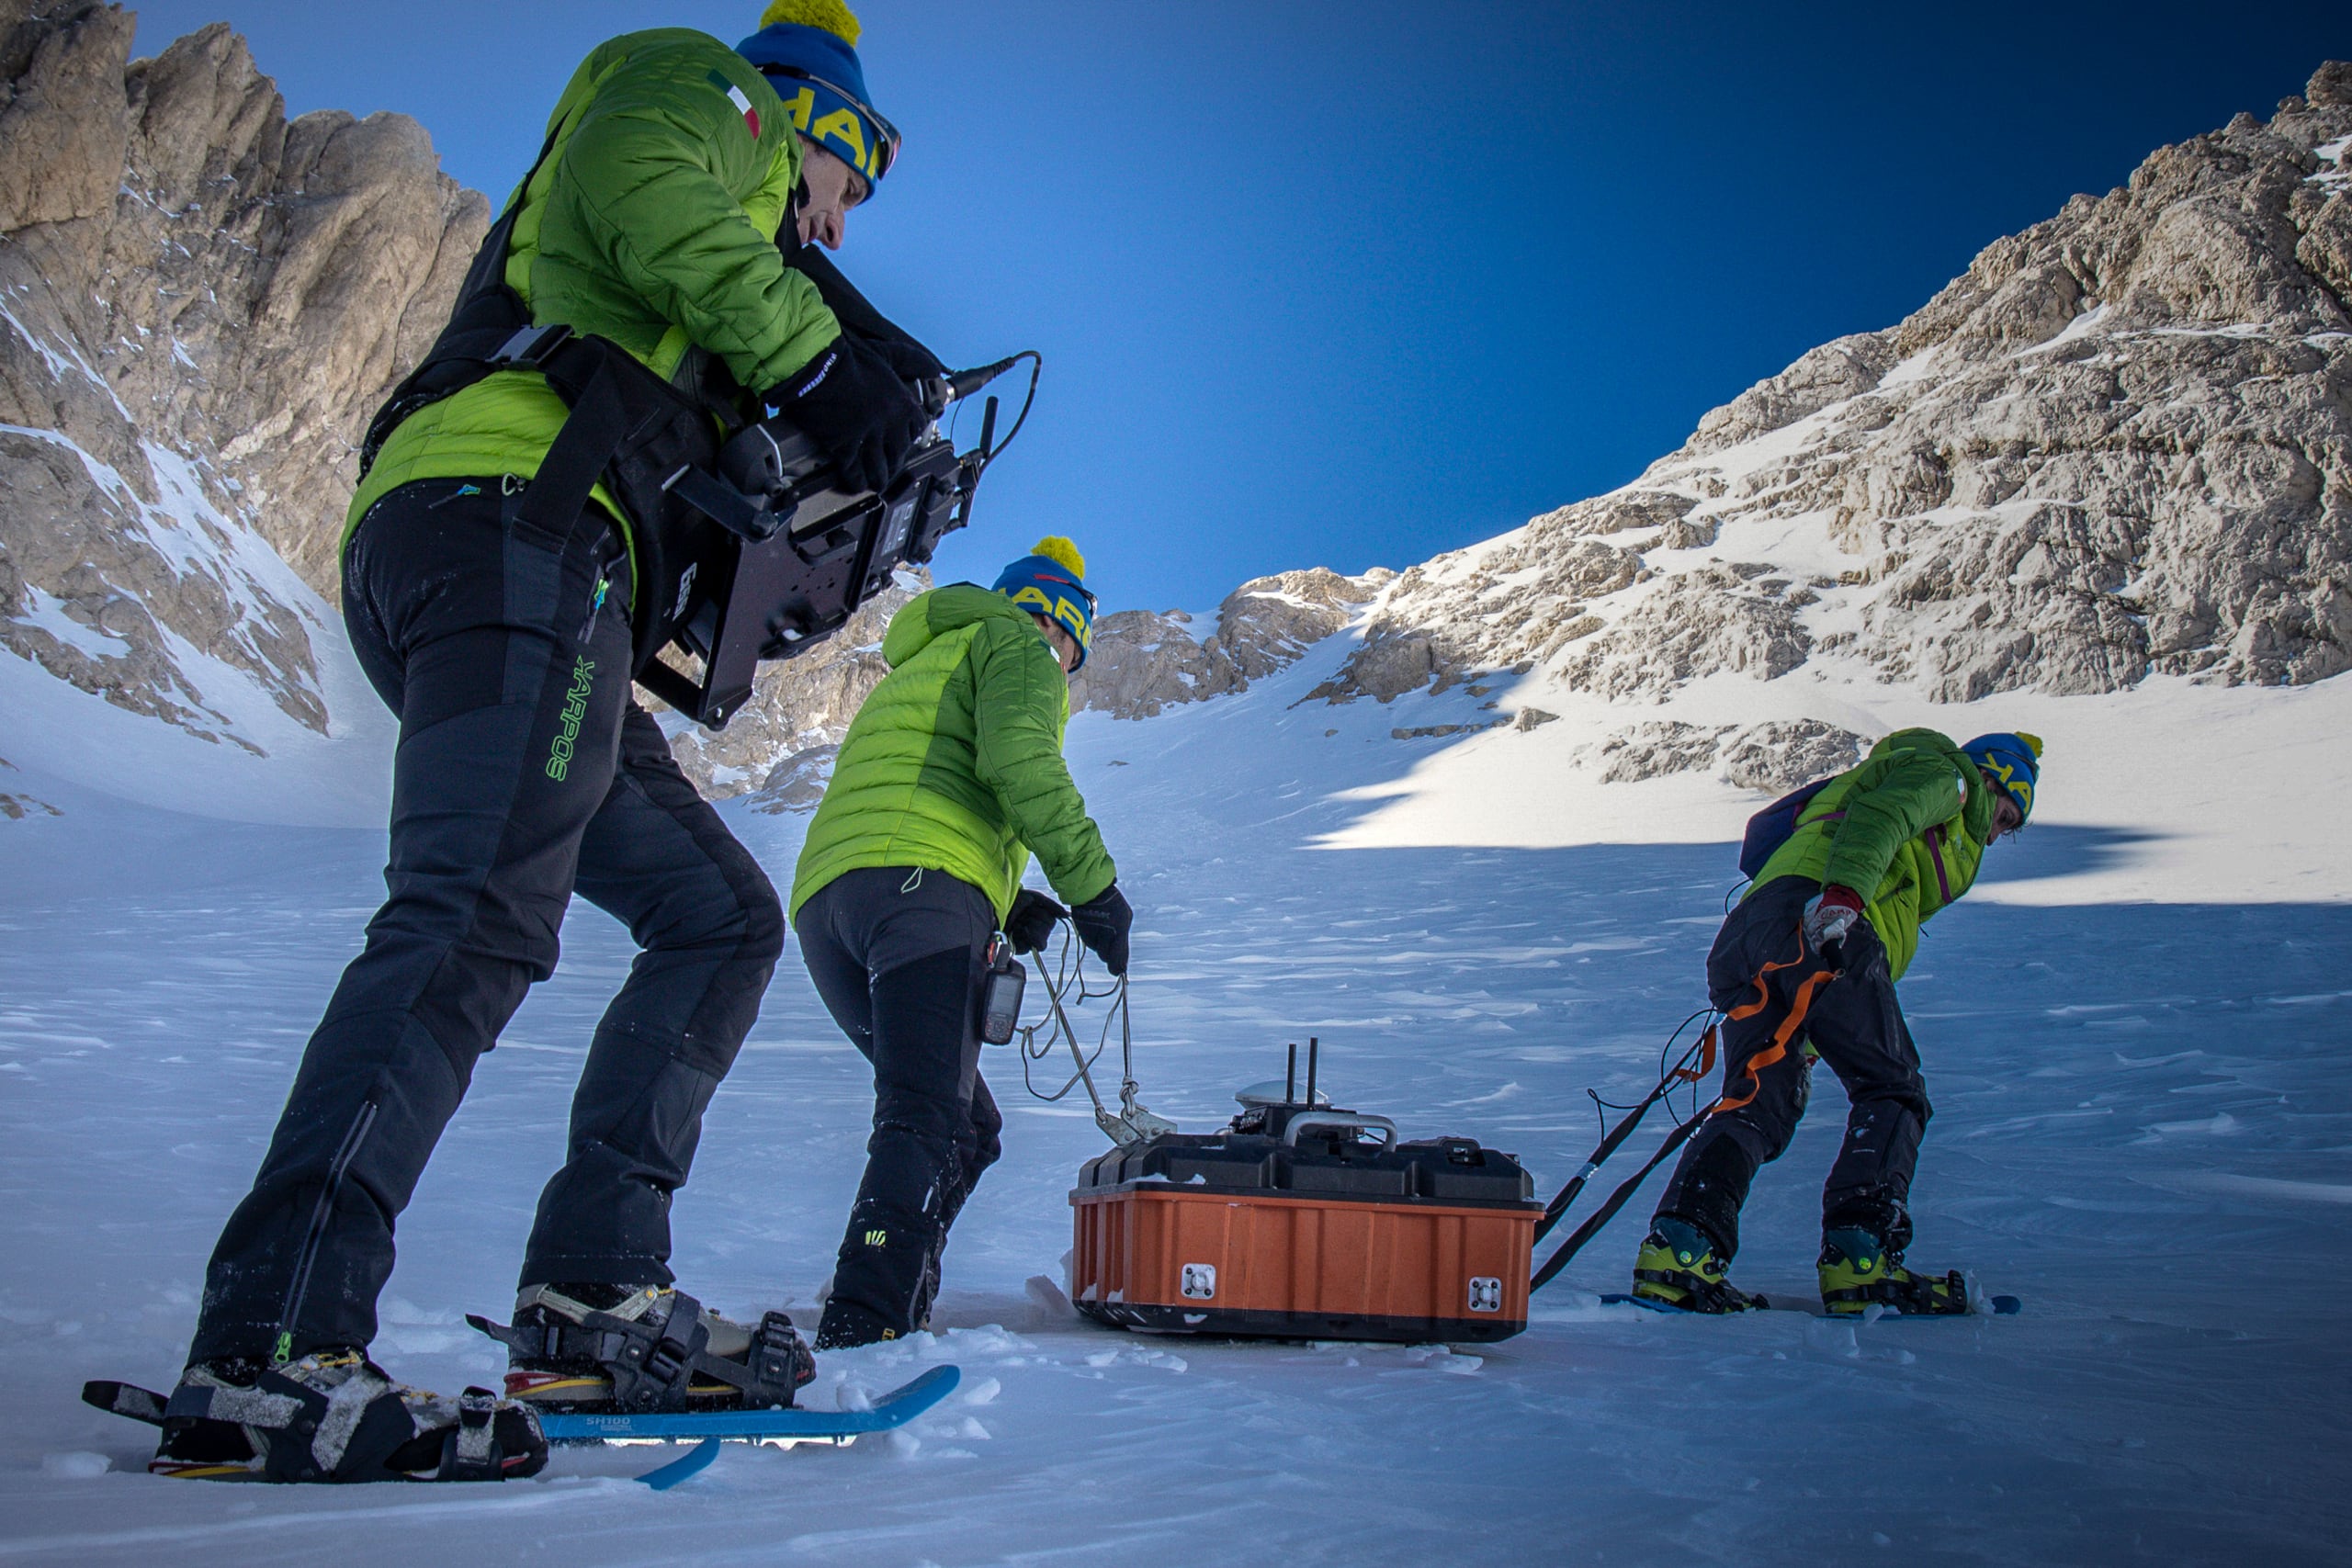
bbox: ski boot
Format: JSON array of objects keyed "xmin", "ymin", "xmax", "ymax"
[
  {"xmin": 1631, "ymin": 1218, "xmax": 1762, "ymax": 1314},
  {"xmin": 149, "ymin": 1348, "xmax": 546, "ymax": 1483},
  {"xmin": 814, "ymin": 1209, "xmax": 950, "ymax": 1349},
  {"xmin": 814, "ymin": 1297, "xmax": 901, "ymax": 1350},
  {"xmin": 1818, "ymin": 1228, "xmax": 1971, "ymax": 1315},
  {"xmin": 469, "ymin": 1283, "xmax": 814, "ymax": 1412}
]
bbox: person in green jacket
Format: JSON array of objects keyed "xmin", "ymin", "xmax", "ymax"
[
  {"xmin": 154, "ymin": 3, "xmax": 931, "ymax": 1483},
  {"xmin": 1633, "ymin": 728, "xmax": 2044, "ymax": 1316},
  {"xmin": 793, "ymin": 536, "xmax": 1132, "ymax": 1348}
]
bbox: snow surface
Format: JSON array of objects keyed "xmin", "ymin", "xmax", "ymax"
[{"xmin": 3, "ymin": 618, "xmax": 2349, "ymax": 1564}]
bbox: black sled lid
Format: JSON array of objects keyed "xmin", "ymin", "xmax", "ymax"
[{"xmin": 1075, "ymin": 1101, "xmax": 1538, "ymax": 1209}]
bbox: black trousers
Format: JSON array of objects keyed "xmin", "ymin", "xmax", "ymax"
[
  {"xmin": 190, "ymin": 479, "xmax": 783, "ymax": 1364},
  {"xmin": 1654, "ymin": 875, "xmax": 1931, "ymax": 1261},
  {"xmin": 796, "ymin": 866, "xmax": 1004, "ymax": 1337}
]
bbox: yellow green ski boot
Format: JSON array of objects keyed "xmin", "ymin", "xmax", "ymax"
[
  {"xmin": 1632, "ymin": 1219, "xmax": 1761, "ymax": 1314},
  {"xmin": 1818, "ymin": 1228, "xmax": 1972, "ymax": 1315}
]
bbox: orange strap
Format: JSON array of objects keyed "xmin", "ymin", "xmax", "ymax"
[
  {"xmin": 1671, "ymin": 1023, "xmax": 1719, "ymax": 1086},
  {"xmin": 1708, "ymin": 930, "xmax": 1836, "ymax": 1117}
]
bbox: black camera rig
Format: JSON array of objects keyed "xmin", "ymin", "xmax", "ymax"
[{"xmin": 636, "ymin": 353, "xmax": 1039, "ymax": 729}]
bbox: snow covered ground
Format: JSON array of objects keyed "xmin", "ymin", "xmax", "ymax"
[{"xmin": 4, "ymin": 628, "xmax": 2350, "ymax": 1565}]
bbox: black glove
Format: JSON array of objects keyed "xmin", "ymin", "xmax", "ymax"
[
  {"xmin": 1069, "ymin": 883, "xmax": 1133, "ymax": 977},
  {"xmin": 1004, "ymin": 888, "xmax": 1067, "ymax": 955},
  {"xmin": 862, "ymin": 328, "xmax": 945, "ymax": 389},
  {"xmin": 767, "ymin": 333, "xmax": 927, "ymax": 495}
]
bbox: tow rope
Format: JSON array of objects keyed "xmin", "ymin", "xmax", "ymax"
[
  {"xmin": 1530, "ymin": 929, "xmax": 1838, "ymax": 1292},
  {"xmin": 1011, "ymin": 930, "xmax": 1173, "ymax": 1146}
]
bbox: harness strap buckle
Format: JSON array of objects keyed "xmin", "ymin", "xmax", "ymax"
[{"xmin": 492, "ymin": 323, "xmax": 573, "ymax": 368}]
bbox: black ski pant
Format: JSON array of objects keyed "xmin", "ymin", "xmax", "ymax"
[
  {"xmin": 190, "ymin": 478, "xmax": 783, "ymax": 1364},
  {"xmin": 1654, "ymin": 874, "xmax": 1931, "ymax": 1261},
  {"xmin": 796, "ymin": 866, "xmax": 1004, "ymax": 1338}
]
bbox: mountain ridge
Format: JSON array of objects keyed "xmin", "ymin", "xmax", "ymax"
[{"xmin": 2, "ymin": 9, "xmax": 2344, "ymax": 810}]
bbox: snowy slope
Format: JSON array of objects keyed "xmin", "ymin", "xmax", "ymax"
[
  {"xmin": 4, "ymin": 622, "xmax": 2348, "ymax": 1565},
  {"xmin": 0, "ymin": 559, "xmax": 393, "ymax": 828}
]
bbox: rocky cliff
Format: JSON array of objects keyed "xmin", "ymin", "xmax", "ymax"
[
  {"xmin": 1059, "ymin": 62, "xmax": 2352, "ymax": 792},
  {"xmin": 0, "ymin": 0, "xmax": 483, "ymax": 747},
  {"xmin": 1298, "ymin": 63, "xmax": 2352, "ymax": 784}
]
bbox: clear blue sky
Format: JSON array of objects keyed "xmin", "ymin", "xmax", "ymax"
[{"xmin": 130, "ymin": 1, "xmax": 2349, "ymax": 612}]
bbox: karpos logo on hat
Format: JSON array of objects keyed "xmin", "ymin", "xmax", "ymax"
[{"xmin": 1007, "ymin": 582, "xmax": 1091, "ymax": 649}]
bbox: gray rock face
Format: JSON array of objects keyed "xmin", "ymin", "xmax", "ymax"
[
  {"xmin": 1069, "ymin": 607, "xmax": 1241, "ymax": 720},
  {"xmin": 1690, "ymin": 334, "xmax": 1903, "ymax": 456},
  {"xmin": 1346, "ymin": 64, "xmax": 2352, "ymax": 709},
  {"xmin": 1556, "ymin": 567, "xmax": 1812, "ymax": 702},
  {"xmin": 745, "ymin": 742, "xmax": 839, "ymax": 815},
  {"xmin": 1717, "ymin": 721, "xmax": 1869, "ymax": 794},
  {"xmin": 1, "ymin": 3, "xmax": 483, "ymax": 746},
  {"xmin": 1583, "ymin": 721, "xmax": 1732, "ymax": 784},
  {"xmin": 0, "ymin": 752, "xmax": 60, "ymax": 817},
  {"xmin": 1069, "ymin": 568, "xmax": 1386, "ymax": 719},
  {"xmin": 1570, "ymin": 719, "xmax": 1869, "ymax": 790}
]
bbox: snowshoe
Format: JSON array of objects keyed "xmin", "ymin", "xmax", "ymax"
[
  {"xmin": 1817, "ymin": 1227, "xmax": 1971, "ymax": 1315},
  {"xmin": 1631, "ymin": 1218, "xmax": 1762, "ymax": 1314},
  {"xmin": 470, "ymin": 1284, "xmax": 813, "ymax": 1413},
  {"xmin": 141, "ymin": 1348, "xmax": 546, "ymax": 1483}
]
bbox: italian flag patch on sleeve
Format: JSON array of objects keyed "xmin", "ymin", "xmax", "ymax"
[{"xmin": 707, "ymin": 69, "xmax": 761, "ymax": 138}]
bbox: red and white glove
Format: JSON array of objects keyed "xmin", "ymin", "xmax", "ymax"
[{"xmin": 1802, "ymin": 885, "xmax": 1866, "ymax": 952}]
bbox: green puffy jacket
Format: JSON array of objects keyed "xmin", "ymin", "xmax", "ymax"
[
  {"xmin": 1749, "ymin": 728, "xmax": 1997, "ymax": 980},
  {"xmin": 790, "ymin": 585, "xmax": 1118, "ymax": 925},
  {"xmin": 347, "ymin": 28, "xmax": 841, "ymax": 582}
]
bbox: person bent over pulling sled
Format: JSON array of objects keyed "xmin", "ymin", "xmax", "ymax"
[
  {"xmin": 792, "ymin": 539, "xmax": 1131, "ymax": 1348},
  {"xmin": 1633, "ymin": 730, "xmax": 2043, "ymax": 1316},
  {"xmin": 153, "ymin": 2, "xmax": 927, "ymax": 1482}
]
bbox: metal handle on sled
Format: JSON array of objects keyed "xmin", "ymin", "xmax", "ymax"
[{"xmin": 1281, "ymin": 1111, "xmax": 1397, "ymax": 1149}]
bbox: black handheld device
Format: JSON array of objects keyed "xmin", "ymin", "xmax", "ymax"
[
  {"xmin": 637, "ymin": 353, "xmax": 1040, "ymax": 729},
  {"xmin": 979, "ymin": 937, "xmax": 1027, "ymax": 1046}
]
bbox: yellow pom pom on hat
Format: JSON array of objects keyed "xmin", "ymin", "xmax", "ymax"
[
  {"xmin": 993, "ymin": 536, "xmax": 1098, "ymax": 669},
  {"xmin": 1028, "ymin": 536, "xmax": 1086, "ymax": 580},
  {"xmin": 757, "ymin": 0, "xmax": 860, "ymax": 46}
]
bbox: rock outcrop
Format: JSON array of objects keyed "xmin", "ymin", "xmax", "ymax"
[
  {"xmin": 0, "ymin": 752, "xmax": 60, "ymax": 816},
  {"xmin": 1069, "ymin": 568, "xmax": 1388, "ymax": 720},
  {"xmin": 1568, "ymin": 718, "xmax": 1869, "ymax": 791},
  {"xmin": 1, "ymin": 1, "xmax": 483, "ymax": 746}
]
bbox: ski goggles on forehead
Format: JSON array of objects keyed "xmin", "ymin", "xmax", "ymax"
[{"xmin": 758, "ymin": 65, "xmax": 901, "ymax": 184}]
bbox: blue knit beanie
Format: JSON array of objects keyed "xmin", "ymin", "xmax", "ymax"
[
  {"xmin": 737, "ymin": 1, "xmax": 898, "ymax": 190},
  {"xmin": 994, "ymin": 536, "xmax": 1096, "ymax": 670},
  {"xmin": 1962, "ymin": 732, "xmax": 2043, "ymax": 822}
]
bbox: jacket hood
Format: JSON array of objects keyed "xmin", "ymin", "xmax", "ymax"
[
  {"xmin": 882, "ymin": 583, "xmax": 1040, "ymax": 667},
  {"xmin": 1867, "ymin": 727, "xmax": 1996, "ymax": 844}
]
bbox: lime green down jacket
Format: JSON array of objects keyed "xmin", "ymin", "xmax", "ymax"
[
  {"xmin": 791, "ymin": 587, "xmax": 1118, "ymax": 926},
  {"xmin": 1749, "ymin": 728, "xmax": 1998, "ymax": 981},
  {"xmin": 347, "ymin": 28, "xmax": 841, "ymax": 570}
]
